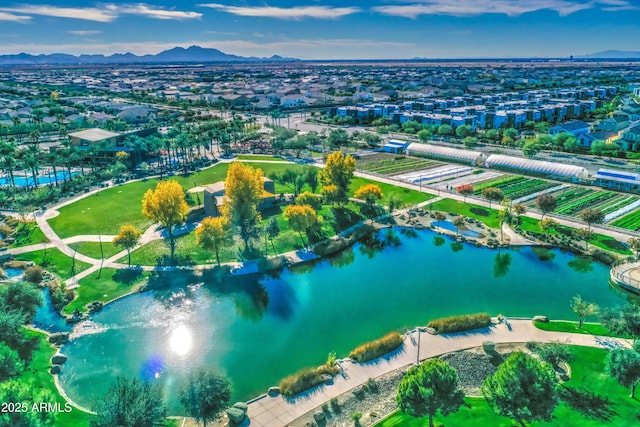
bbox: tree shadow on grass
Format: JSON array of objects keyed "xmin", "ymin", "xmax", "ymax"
[
  {"xmin": 558, "ymin": 386, "xmax": 617, "ymax": 421},
  {"xmin": 112, "ymin": 267, "xmax": 144, "ymax": 284}
]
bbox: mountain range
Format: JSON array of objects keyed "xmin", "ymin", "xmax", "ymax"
[
  {"xmin": 0, "ymin": 45, "xmax": 298, "ymax": 65},
  {"xmin": 576, "ymin": 50, "xmax": 640, "ymax": 59}
]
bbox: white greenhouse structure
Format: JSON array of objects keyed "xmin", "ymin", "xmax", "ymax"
[
  {"xmin": 406, "ymin": 143, "xmax": 486, "ymax": 166},
  {"xmin": 485, "ymin": 154, "xmax": 589, "ymax": 181}
]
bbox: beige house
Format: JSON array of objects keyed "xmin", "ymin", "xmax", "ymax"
[{"xmin": 204, "ymin": 177, "xmax": 277, "ymax": 217}]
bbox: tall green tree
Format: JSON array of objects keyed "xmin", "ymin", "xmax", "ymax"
[
  {"xmin": 92, "ymin": 377, "xmax": 166, "ymax": 427},
  {"xmin": 571, "ymin": 294, "xmax": 599, "ymax": 328},
  {"xmin": 481, "ymin": 187, "xmax": 504, "ymax": 209},
  {"xmin": 535, "ymin": 194, "xmax": 557, "ymax": 220},
  {"xmin": 607, "ymin": 342, "xmax": 640, "ymax": 398},
  {"xmin": 179, "ymin": 370, "xmax": 231, "ymax": 427},
  {"xmin": 0, "ymin": 382, "xmax": 55, "ymax": 426},
  {"xmin": 579, "ymin": 208, "xmax": 605, "ymax": 232},
  {"xmin": 142, "ymin": 180, "xmax": 189, "ymax": 262},
  {"xmin": 482, "ymin": 352, "xmax": 558, "ymax": 427},
  {"xmin": 396, "ymin": 359, "xmax": 465, "ymax": 427},
  {"xmin": 266, "ymin": 217, "xmax": 281, "ymax": 254}
]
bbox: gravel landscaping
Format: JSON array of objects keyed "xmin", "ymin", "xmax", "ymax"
[{"xmin": 288, "ymin": 344, "xmax": 523, "ymax": 427}]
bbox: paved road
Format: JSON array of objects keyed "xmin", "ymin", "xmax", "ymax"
[{"xmin": 246, "ymin": 318, "xmax": 631, "ymax": 427}]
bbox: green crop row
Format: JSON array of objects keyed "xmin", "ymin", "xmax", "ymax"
[
  {"xmin": 555, "ymin": 191, "xmax": 616, "ymax": 216},
  {"xmin": 473, "ymin": 175, "xmax": 525, "ymax": 194},
  {"xmin": 611, "ymin": 209, "xmax": 640, "ymax": 231},
  {"xmin": 501, "ymin": 180, "xmax": 558, "ymax": 200},
  {"xmin": 597, "ymin": 195, "xmax": 639, "ymax": 216}
]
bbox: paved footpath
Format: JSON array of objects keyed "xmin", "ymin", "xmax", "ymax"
[{"xmin": 245, "ymin": 319, "xmax": 630, "ymax": 427}]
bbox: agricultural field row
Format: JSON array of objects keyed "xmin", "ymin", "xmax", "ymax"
[
  {"xmin": 499, "ymin": 179, "xmax": 559, "ymax": 200},
  {"xmin": 554, "ymin": 190, "xmax": 617, "ymax": 216},
  {"xmin": 472, "ymin": 175, "xmax": 526, "ymax": 194},
  {"xmin": 596, "ymin": 195, "xmax": 639, "ymax": 216},
  {"xmin": 358, "ymin": 157, "xmax": 437, "ymax": 175},
  {"xmin": 611, "ymin": 209, "xmax": 640, "ymax": 231}
]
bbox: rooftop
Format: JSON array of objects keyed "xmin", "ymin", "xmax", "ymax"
[{"xmin": 69, "ymin": 128, "xmax": 120, "ymax": 142}]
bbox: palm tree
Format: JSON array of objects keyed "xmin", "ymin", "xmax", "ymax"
[
  {"xmin": 453, "ymin": 216, "xmax": 465, "ymax": 236},
  {"xmin": 28, "ymin": 128, "xmax": 41, "ymax": 150},
  {"xmin": 47, "ymin": 151, "xmax": 60, "ymax": 186}
]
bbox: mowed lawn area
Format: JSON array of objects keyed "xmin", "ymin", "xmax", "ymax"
[
  {"xmin": 15, "ymin": 248, "xmax": 91, "ymax": 280},
  {"xmin": 48, "ymin": 161, "xmax": 432, "ymax": 239},
  {"xmin": 48, "ymin": 162, "xmax": 312, "ymax": 238},
  {"xmin": 64, "ymin": 268, "xmax": 149, "ymax": 314},
  {"xmin": 519, "ymin": 217, "xmax": 632, "ymax": 255},
  {"xmin": 68, "ymin": 241, "xmax": 121, "ymax": 259},
  {"xmin": 379, "ymin": 346, "xmax": 640, "ymax": 427},
  {"xmin": 427, "ymin": 198, "xmax": 501, "ymax": 228}
]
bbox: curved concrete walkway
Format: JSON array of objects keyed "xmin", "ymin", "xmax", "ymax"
[{"xmin": 246, "ymin": 319, "xmax": 631, "ymax": 427}]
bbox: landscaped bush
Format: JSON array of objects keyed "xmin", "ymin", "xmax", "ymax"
[
  {"xmin": 349, "ymin": 331, "xmax": 404, "ymax": 363},
  {"xmin": 279, "ymin": 364, "xmax": 339, "ymax": 398},
  {"xmin": 427, "ymin": 312, "xmax": 491, "ymax": 334},
  {"xmin": 23, "ymin": 266, "xmax": 43, "ymax": 283}
]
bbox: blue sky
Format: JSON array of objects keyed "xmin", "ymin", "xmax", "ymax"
[{"xmin": 0, "ymin": 1, "xmax": 638, "ymax": 59}]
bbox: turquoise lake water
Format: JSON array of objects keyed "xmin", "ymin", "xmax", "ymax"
[{"xmin": 58, "ymin": 228, "xmax": 629, "ymax": 412}]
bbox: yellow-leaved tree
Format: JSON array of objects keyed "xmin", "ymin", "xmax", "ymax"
[
  {"xmin": 318, "ymin": 151, "xmax": 356, "ymax": 205},
  {"xmin": 142, "ymin": 180, "xmax": 189, "ymax": 262},
  {"xmin": 283, "ymin": 204, "xmax": 321, "ymax": 247},
  {"xmin": 354, "ymin": 183, "xmax": 383, "ymax": 223},
  {"xmin": 221, "ymin": 162, "xmax": 264, "ymax": 253},
  {"xmin": 196, "ymin": 217, "xmax": 232, "ymax": 266},
  {"xmin": 112, "ymin": 224, "xmax": 142, "ymax": 266}
]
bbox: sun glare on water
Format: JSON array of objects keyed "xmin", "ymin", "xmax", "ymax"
[{"xmin": 169, "ymin": 325, "xmax": 193, "ymax": 356}]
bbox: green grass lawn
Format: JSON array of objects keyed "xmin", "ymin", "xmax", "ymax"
[
  {"xmin": 377, "ymin": 346, "xmax": 640, "ymax": 427},
  {"xmin": 519, "ymin": 217, "xmax": 631, "ymax": 256},
  {"xmin": 235, "ymin": 154, "xmax": 289, "ymax": 162},
  {"xmin": 8, "ymin": 222, "xmax": 49, "ymax": 248},
  {"xmin": 48, "ymin": 160, "xmax": 433, "ymax": 244},
  {"xmin": 63, "ymin": 268, "xmax": 149, "ymax": 314},
  {"xmin": 68, "ymin": 241, "xmax": 121, "ymax": 259},
  {"xmin": 8, "ymin": 330, "xmax": 93, "ymax": 426},
  {"xmin": 533, "ymin": 320, "xmax": 632, "ymax": 339},
  {"xmin": 427, "ymin": 198, "xmax": 501, "ymax": 228},
  {"xmin": 350, "ymin": 177, "xmax": 434, "ymax": 206},
  {"xmin": 48, "ymin": 162, "xmax": 308, "ymax": 238},
  {"xmin": 15, "ymin": 248, "xmax": 91, "ymax": 281}
]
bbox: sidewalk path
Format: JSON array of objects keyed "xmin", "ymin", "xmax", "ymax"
[{"xmin": 246, "ymin": 319, "xmax": 630, "ymax": 427}]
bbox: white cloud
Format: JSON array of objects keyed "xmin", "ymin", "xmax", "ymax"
[
  {"xmin": 117, "ymin": 4, "xmax": 202, "ymax": 20},
  {"xmin": 0, "ymin": 3, "xmax": 201, "ymax": 23},
  {"xmin": 198, "ymin": 3, "xmax": 360, "ymax": 20},
  {"xmin": 372, "ymin": 0, "xmax": 635, "ymax": 18},
  {"xmin": 0, "ymin": 11, "xmax": 31, "ymax": 22},
  {"xmin": 0, "ymin": 5, "xmax": 117, "ymax": 22},
  {"xmin": 67, "ymin": 30, "xmax": 102, "ymax": 36}
]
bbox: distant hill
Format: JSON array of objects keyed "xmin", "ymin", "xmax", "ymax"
[
  {"xmin": 0, "ymin": 45, "xmax": 298, "ymax": 65},
  {"xmin": 576, "ymin": 50, "xmax": 640, "ymax": 59}
]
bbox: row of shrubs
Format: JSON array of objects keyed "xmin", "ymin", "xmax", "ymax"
[
  {"xmin": 349, "ymin": 331, "xmax": 404, "ymax": 363},
  {"xmin": 279, "ymin": 364, "xmax": 339, "ymax": 398},
  {"xmin": 427, "ymin": 312, "xmax": 491, "ymax": 334}
]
